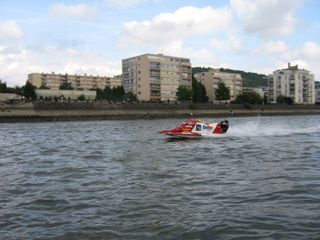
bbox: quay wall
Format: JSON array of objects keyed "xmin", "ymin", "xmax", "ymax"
[{"xmin": 1, "ymin": 102, "xmax": 320, "ymax": 122}]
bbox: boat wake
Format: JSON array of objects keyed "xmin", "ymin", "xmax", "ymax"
[{"xmin": 226, "ymin": 120, "xmax": 320, "ymax": 137}]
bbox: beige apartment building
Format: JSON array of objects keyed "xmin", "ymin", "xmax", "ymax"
[
  {"xmin": 28, "ymin": 72, "xmax": 113, "ymax": 90},
  {"xmin": 194, "ymin": 69, "xmax": 243, "ymax": 102},
  {"xmin": 122, "ymin": 53, "xmax": 192, "ymax": 101},
  {"xmin": 268, "ymin": 63, "xmax": 315, "ymax": 104},
  {"xmin": 242, "ymin": 87, "xmax": 266, "ymax": 99},
  {"xmin": 110, "ymin": 75, "xmax": 122, "ymax": 89}
]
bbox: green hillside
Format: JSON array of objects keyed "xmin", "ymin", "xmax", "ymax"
[{"xmin": 192, "ymin": 67, "xmax": 268, "ymax": 88}]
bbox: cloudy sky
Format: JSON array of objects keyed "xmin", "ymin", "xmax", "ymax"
[{"xmin": 0, "ymin": 0, "xmax": 319, "ymax": 86}]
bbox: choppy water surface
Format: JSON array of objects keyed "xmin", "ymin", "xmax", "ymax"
[{"xmin": 1, "ymin": 115, "xmax": 320, "ymax": 240}]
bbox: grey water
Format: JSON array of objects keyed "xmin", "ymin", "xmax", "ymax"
[{"xmin": 1, "ymin": 115, "xmax": 320, "ymax": 240}]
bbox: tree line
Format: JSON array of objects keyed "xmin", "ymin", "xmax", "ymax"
[
  {"xmin": 192, "ymin": 67, "xmax": 268, "ymax": 88},
  {"xmin": 2, "ymin": 78, "xmax": 293, "ymax": 105},
  {"xmin": 96, "ymin": 86, "xmax": 136, "ymax": 102},
  {"xmin": 176, "ymin": 77, "xmax": 265, "ymax": 104},
  {"xmin": 0, "ymin": 80, "xmax": 37, "ymax": 100},
  {"xmin": 176, "ymin": 76, "xmax": 208, "ymax": 103}
]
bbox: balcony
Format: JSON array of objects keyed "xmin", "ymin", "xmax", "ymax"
[
  {"xmin": 150, "ymin": 83, "xmax": 160, "ymax": 90},
  {"xmin": 150, "ymin": 90, "xmax": 160, "ymax": 96}
]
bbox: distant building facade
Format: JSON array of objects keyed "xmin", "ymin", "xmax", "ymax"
[
  {"xmin": 242, "ymin": 87, "xmax": 265, "ymax": 99},
  {"xmin": 194, "ymin": 69, "xmax": 243, "ymax": 102},
  {"xmin": 35, "ymin": 89, "xmax": 96, "ymax": 101},
  {"xmin": 28, "ymin": 72, "xmax": 112, "ymax": 91},
  {"xmin": 122, "ymin": 53, "xmax": 192, "ymax": 101},
  {"xmin": 315, "ymin": 81, "xmax": 320, "ymax": 104},
  {"xmin": 268, "ymin": 63, "xmax": 315, "ymax": 104},
  {"xmin": 110, "ymin": 75, "xmax": 122, "ymax": 89},
  {"xmin": 0, "ymin": 93, "xmax": 20, "ymax": 102}
]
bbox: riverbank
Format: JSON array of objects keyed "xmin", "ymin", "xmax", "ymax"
[{"xmin": 1, "ymin": 102, "xmax": 320, "ymax": 122}]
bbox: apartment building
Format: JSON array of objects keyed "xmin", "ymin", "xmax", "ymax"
[
  {"xmin": 242, "ymin": 87, "xmax": 265, "ymax": 99},
  {"xmin": 194, "ymin": 69, "xmax": 243, "ymax": 102},
  {"xmin": 28, "ymin": 72, "xmax": 111, "ymax": 90},
  {"xmin": 110, "ymin": 75, "xmax": 122, "ymax": 89},
  {"xmin": 122, "ymin": 53, "xmax": 192, "ymax": 101},
  {"xmin": 268, "ymin": 63, "xmax": 315, "ymax": 104}
]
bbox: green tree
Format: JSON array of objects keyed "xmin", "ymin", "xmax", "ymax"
[
  {"xmin": 234, "ymin": 92, "xmax": 263, "ymax": 104},
  {"xmin": 122, "ymin": 92, "xmax": 137, "ymax": 102},
  {"xmin": 113, "ymin": 86, "xmax": 125, "ymax": 100},
  {"xmin": 23, "ymin": 82, "xmax": 37, "ymax": 100},
  {"xmin": 192, "ymin": 67, "xmax": 268, "ymax": 88},
  {"xmin": 96, "ymin": 86, "xmax": 126, "ymax": 101},
  {"xmin": 176, "ymin": 86, "xmax": 192, "ymax": 101},
  {"xmin": 12, "ymin": 86, "xmax": 23, "ymax": 95},
  {"xmin": 104, "ymin": 86, "xmax": 113, "ymax": 100},
  {"xmin": 96, "ymin": 88, "xmax": 105, "ymax": 100},
  {"xmin": 77, "ymin": 95, "xmax": 86, "ymax": 101},
  {"xmin": 220, "ymin": 68, "xmax": 268, "ymax": 87},
  {"xmin": 59, "ymin": 81, "xmax": 74, "ymax": 90},
  {"xmin": 192, "ymin": 76, "xmax": 208, "ymax": 103},
  {"xmin": 215, "ymin": 81, "xmax": 230, "ymax": 101},
  {"xmin": 276, "ymin": 95, "xmax": 293, "ymax": 105},
  {"xmin": 0, "ymin": 80, "xmax": 8, "ymax": 93}
]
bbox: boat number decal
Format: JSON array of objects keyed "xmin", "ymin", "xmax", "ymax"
[{"xmin": 196, "ymin": 124, "xmax": 202, "ymax": 131}]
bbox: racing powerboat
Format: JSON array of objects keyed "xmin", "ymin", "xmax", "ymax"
[{"xmin": 160, "ymin": 119, "xmax": 229, "ymax": 138}]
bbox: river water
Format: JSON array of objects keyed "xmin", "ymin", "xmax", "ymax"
[{"xmin": 1, "ymin": 115, "xmax": 320, "ymax": 240}]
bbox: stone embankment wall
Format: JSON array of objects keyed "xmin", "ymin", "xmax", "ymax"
[{"xmin": 1, "ymin": 102, "xmax": 320, "ymax": 122}]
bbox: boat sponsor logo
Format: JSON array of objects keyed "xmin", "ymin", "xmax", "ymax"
[
  {"xmin": 203, "ymin": 125, "xmax": 213, "ymax": 131},
  {"xmin": 196, "ymin": 124, "xmax": 202, "ymax": 131}
]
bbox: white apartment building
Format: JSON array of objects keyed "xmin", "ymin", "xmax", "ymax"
[
  {"xmin": 122, "ymin": 53, "xmax": 192, "ymax": 101},
  {"xmin": 28, "ymin": 72, "xmax": 112, "ymax": 91},
  {"xmin": 268, "ymin": 63, "xmax": 315, "ymax": 104},
  {"xmin": 194, "ymin": 69, "xmax": 243, "ymax": 102}
]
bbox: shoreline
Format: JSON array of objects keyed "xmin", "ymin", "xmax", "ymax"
[{"xmin": 1, "ymin": 102, "xmax": 320, "ymax": 122}]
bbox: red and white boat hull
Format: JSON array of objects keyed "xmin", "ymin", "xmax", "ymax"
[{"xmin": 160, "ymin": 119, "xmax": 229, "ymax": 138}]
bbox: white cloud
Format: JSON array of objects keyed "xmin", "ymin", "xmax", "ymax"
[
  {"xmin": 302, "ymin": 41, "xmax": 320, "ymax": 60},
  {"xmin": 118, "ymin": 6, "xmax": 232, "ymax": 47},
  {"xmin": 0, "ymin": 46, "xmax": 120, "ymax": 87},
  {"xmin": 105, "ymin": 0, "xmax": 149, "ymax": 8},
  {"xmin": 0, "ymin": 21, "xmax": 24, "ymax": 41},
  {"xmin": 250, "ymin": 40, "xmax": 320, "ymax": 79},
  {"xmin": 210, "ymin": 36, "xmax": 244, "ymax": 53},
  {"xmin": 159, "ymin": 41, "xmax": 223, "ymax": 68},
  {"xmin": 230, "ymin": 0, "xmax": 302, "ymax": 36},
  {"xmin": 254, "ymin": 40, "xmax": 289, "ymax": 55},
  {"xmin": 49, "ymin": 3, "xmax": 99, "ymax": 20},
  {"xmin": 210, "ymin": 39, "xmax": 226, "ymax": 50},
  {"xmin": 228, "ymin": 36, "xmax": 244, "ymax": 52}
]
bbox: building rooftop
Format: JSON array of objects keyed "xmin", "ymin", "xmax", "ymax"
[{"xmin": 122, "ymin": 53, "xmax": 190, "ymax": 62}]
